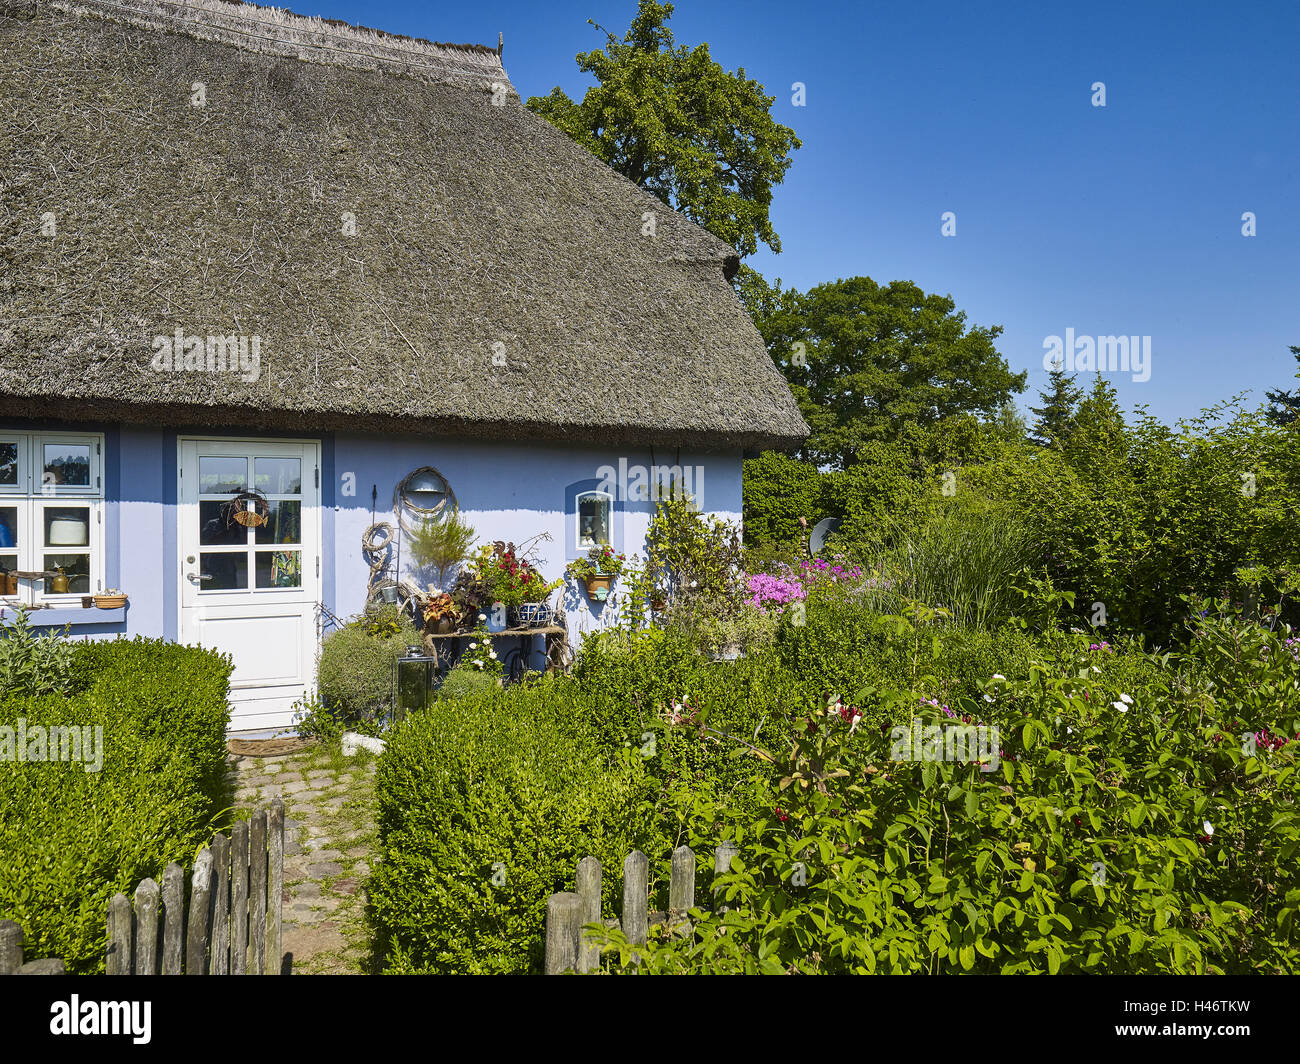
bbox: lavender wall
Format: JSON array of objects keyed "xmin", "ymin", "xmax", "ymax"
[{"xmin": 6, "ymin": 424, "xmax": 745, "ymax": 657}]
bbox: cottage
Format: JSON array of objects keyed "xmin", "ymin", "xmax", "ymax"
[{"xmin": 0, "ymin": 0, "xmax": 807, "ymax": 730}]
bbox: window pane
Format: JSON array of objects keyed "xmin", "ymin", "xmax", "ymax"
[
  {"xmin": 199, "ymin": 456, "xmax": 246, "ymax": 494},
  {"xmin": 44, "ymin": 506, "xmax": 90, "ymax": 548},
  {"xmin": 0, "ymin": 505, "xmax": 16, "ymax": 548},
  {"xmin": 0, "ymin": 554, "xmax": 17, "ymax": 595},
  {"xmin": 254, "ymin": 458, "xmax": 301, "ymax": 495},
  {"xmin": 0, "ymin": 443, "xmax": 17, "ymax": 487},
  {"xmin": 255, "ymin": 500, "xmax": 300, "ymax": 545},
  {"xmin": 578, "ymin": 495, "xmax": 609, "ymax": 548},
  {"xmin": 256, "ymin": 550, "xmax": 301, "ymax": 588},
  {"xmin": 198, "ymin": 552, "xmax": 247, "ymax": 590},
  {"xmin": 43, "ymin": 443, "xmax": 91, "ymax": 487},
  {"xmin": 44, "ymin": 553, "xmax": 89, "ymax": 595},
  {"xmin": 200, "ymin": 501, "xmax": 248, "ymax": 546}
]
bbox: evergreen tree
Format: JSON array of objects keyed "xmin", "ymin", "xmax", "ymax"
[
  {"xmin": 1264, "ymin": 345, "xmax": 1300, "ymax": 426},
  {"xmin": 1029, "ymin": 366, "xmax": 1084, "ymax": 447}
]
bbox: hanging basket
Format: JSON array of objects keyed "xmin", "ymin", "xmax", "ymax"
[{"xmin": 225, "ymin": 492, "xmax": 269, "ymax": 529}]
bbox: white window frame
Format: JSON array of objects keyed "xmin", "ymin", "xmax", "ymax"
[
  {"xmin": 0, "ymin": 432, "xmax": 105, "ymax": 606},
  {"xmin": 575, "ymin": 490, "xmax": 612, "ymax": 551}
]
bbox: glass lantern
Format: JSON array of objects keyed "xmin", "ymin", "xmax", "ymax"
[{"xmin": 393, "ymin": 645, "xmax": 436, "ymax": 722}]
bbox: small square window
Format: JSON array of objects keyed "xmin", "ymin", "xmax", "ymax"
[{"xmin": 577, "ymin": 492, "xmax": 611, "ymax": 550}]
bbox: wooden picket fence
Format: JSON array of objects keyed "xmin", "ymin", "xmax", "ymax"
[
  {"xmin": 544, "ymin": 841, "xmax": 738, "ymax": 974},
  {"xmin": 106, "ymin": 798, "xmax": 284, "ymax": 975},
  {"xmin": 0, "ymin": 921, "xmax": 64, "ymax": 974}
]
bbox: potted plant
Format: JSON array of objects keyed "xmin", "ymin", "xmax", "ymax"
[
  {"xmin": 421, "ymin": 592, "xmax": 461, "ymax": 635},
  {"xmin": 567, "ymin": 545, "xmax": 626, "ymax": 600},
  {"xmin": 468, "ymin": 537, "xmax": 562, "ymax": 629}
]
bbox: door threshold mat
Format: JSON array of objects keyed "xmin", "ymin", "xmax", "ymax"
[{"xmin": 227, "ymin": 736, "xmax": 317, "ymax": 758}]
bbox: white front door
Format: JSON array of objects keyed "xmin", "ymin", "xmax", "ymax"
[{"xmin": 178, "ymin": 439, "xmax": 320, "ymax": 731}]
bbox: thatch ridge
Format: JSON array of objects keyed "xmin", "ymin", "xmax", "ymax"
[
  {"xmin": 0, "ymin": 1, "xmax": 809, "ymax": 451},
  {"xmin": 47, "ymin": 0, "xmax": 512, "ymax": 89}
]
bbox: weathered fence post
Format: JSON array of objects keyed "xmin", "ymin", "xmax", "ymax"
[
  {"xmin": 544, "ymin": 892, "xmax": 585, "ymax": 974},
  {"xmin": 185, "ymin": 848, "xmax": 213, "ymax": 975},
  {"xmin": 209, "ymin": 833, "xmax": 230, "ymax": 975},
  {"xmin": 133, "ymin": 879, "xmax": 160, "ymax": 976},
  {"xmin": 0, "ymin": 920, "xmax": 23, "ymax": 974},
  {"xmin": 575, "ymin": 856, "xmax": 602, "ymax": 973},
  {"xmin": 230, "ymin": 819, "xmax": 249, "ymax": 975},
  {"xmin": 106, "ymin": 893, "xmax": 132, "ymax": 975},
  {"xmin": 622, "ymin": 850, "xmax": 649, "ymax": 953},
  {"xmin": 669, "ymin": 845, "xmax": 695, "ymax": 933},
  {"xmin": 268, "ymin": 797, "xmax": 284, "ymax": 975},
  {"xmin": 160, "ymin": 863, "xmax": 185, "ymax": 975},
  {"xmin": 249, "ymin": 810, "xmax": 268, "ymax": 975}
]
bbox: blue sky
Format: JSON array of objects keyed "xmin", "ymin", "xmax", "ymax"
[{"xmin": 305, "ymin": 0, "xmax": 1298, "ymax": 426}]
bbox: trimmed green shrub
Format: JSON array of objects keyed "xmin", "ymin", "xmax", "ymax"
[
  {"xmin": 436, "ymin": 662, "xmax": 499, "ymax": 701},
  {"xmin": 0, "ymin": 637, "xmax": 231, "ymax": 972},
  {"xmin": 317, "ymin": 613, "xmax": 416, "ymax": 724},
  {"xmin": 0, "ymin": 608, "xmax": 76, "ymax": 697},
  {"xmin": 370, "ymin": 680, "xmax": 660, "ymax": 974}
]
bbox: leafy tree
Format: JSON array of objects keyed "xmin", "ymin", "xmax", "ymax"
[
  {"xmin": 527, "ymin": 1, "xmax": 800, "ymax": 258},
  {"xmin": 1265, "ymin": 344, "xmax": 1300, "ymax": 426},
  {"xmin": 1029, "ymin": 366, "xmax": 1084, "ymax": 447},
  {"xmin": 750, "ymin": 275, "xmax": 1026, "ymax": 468}
]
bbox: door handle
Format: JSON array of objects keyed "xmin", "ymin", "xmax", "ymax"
[{"xmin": 187, "ymin": 572, "xmax": 214, "ymax": 583}]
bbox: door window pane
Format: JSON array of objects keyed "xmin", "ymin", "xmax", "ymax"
[
  {"xmin": 256, "ymin": 550, "xmax": 301, "ymax": 588},
  {"xmin": 199, "ymin": 456, "xmax": 246, "ymax": 494},
  {"xmin": 0, "ymin": 443, "xmax": 17, "ymax": 487},
  {"xmin": 200, "ymin": 501, "xmax": 248, "ymax": 546},
  {"xmin": 0, "ymin": 505, "xmax": 16, "ymax": 549},
  {"xmin": 255, "ymin": 458, "xmax": 301, "ymax": 495},
  {"xmin": 198, "ymin": 552, "xmax": 248, "ymax": 591},
  {"xmin": 43, "ymin": 443, "xmax": 91, "ymax": 487},
  {"xmin": 43, "ymin": 506, "xmax": 90, "ymax": 548},
  {"xmin": 0, "ymin": 553, "xmax": 17, "ymax": 595},
  {"xmin": 256, "ymin": 500, "xmax": 301, "ymax": 545},
  {"xmin": 43, "ymin": 553, "xmax": 90, "ymax": 595}
]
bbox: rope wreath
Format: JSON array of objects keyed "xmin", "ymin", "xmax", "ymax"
[{"xmin": 362, "ymin": 521, "xmax": 395, "ymax": 600}]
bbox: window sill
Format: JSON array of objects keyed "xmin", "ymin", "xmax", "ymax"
[{"xmin": 0, "ymin": 603, "xmax": 126, "ymax": 626}]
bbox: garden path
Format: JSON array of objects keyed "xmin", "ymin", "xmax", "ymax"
[{"xmin": 225, "ymin": 741, "xmax": 378, "ymax": 974}]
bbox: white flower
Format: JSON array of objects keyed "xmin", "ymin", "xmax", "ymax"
[
  {"xmin": 1091, "ymin": 666, "xmax": 1101, "ymax": 674},
  {"xmin": 991, "ymin": 673, "xmax": 1006, "ymax": 681},
  {"xmin": 468, "ymin": 642, "xmax": 477, "ymax": 650},
  {"xmin": 1203, "ymin": 820, "xmax": 1214, "ymax": 836},
  {"xmin": 489, "ymin": 651, "xmax": 497, "ymax": 660},
  {"xmin": 1111, "ymin": 701, "xmax": 1128, "ymax": 714},
  {"xmin": 1119, "ymin": 693, "xmax": 1133, "ymax": 705},
  {"xmin": 477, "ymin": 612, "xmax": 486, "ymax": 621},
  {"xmin": 983, "ymin": 694, "xmax": 994, "ymax": 703},
  {"xmin": 689, "ymin": 580, "xmax": 698, "ymax": 588}
]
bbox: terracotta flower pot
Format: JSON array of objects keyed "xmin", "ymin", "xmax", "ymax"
[{"xmin": 584, "ymin": 574, "xmax": 613, "ymax": 599}]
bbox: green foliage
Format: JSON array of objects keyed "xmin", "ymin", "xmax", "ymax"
[
  {"xmin": 317, "ymin": 613, "xmax": 417, "ymax": 725},
  {"xmin": 1029, "ymin": 366, "xmax": 1084, "ymax": 448},
  {"xmin": 369, "ymin": 684, "xmax": 658, "ymax": 973},
  {"xmin": 740, "ymin": 450, "xmax": 825, "ymax": 549},
  {"xmin": 437, "ymin": 662, "xmax": 500, "ymax": 701},
  {"xmin": 526, "ymin": 1, "xmax": 800, "ymax": 258},
  {"xmin": 589, "ymin": 604, "xmax": 1300, "ymax": 974},
  {"xmin": 406, "ymin": 512, "xmax": 477, "ymax": 589},
  {"xmin": 750, "ymin": 275, "xmax": 1027, "ymax": 469},
  {"xmin": 1, "ymin": 638, "xmax": 231, "ymax": 972},
  {"xmin": 0, "ymin": 608, "xmax": 76, "ymax": 698}
]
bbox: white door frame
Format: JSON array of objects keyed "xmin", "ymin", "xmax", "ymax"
[{"xmin": 176, "ymin": 437, "xmax": 322, "ymax": 731}]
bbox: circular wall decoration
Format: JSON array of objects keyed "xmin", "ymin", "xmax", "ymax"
[{"xmin": 394, "ymin": 466, "xmax": 456, "ymax": 533}]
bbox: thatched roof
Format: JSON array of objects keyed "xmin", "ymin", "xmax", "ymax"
[{"xmin": 0, "ymin": 0, "xmax": 808, "ymax": 451}]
